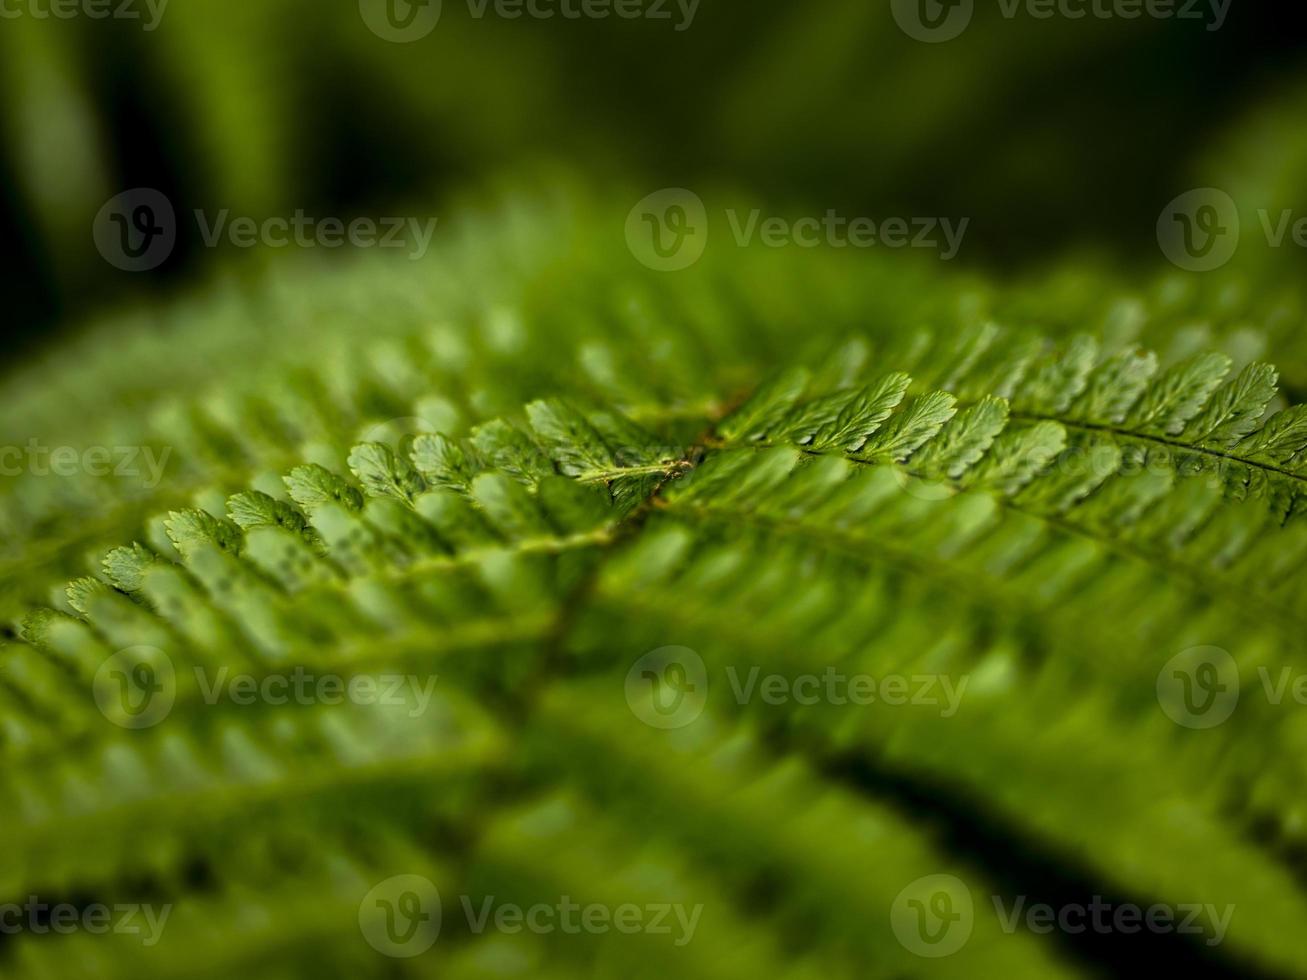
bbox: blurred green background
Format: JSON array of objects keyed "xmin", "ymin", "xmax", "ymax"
[
  {"xmin": 6, "ymin": 6, "xmax": 1307, "ymax": 979},
  {"xmin": 3, "ymin": 0, "xmax": 1307, "ymax": 357}
]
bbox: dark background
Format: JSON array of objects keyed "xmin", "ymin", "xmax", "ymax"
[{"xmin": 3, "ymin": 0, "xmax": 1307, "ymax": 358}]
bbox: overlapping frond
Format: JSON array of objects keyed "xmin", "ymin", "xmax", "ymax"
[{"xmin": 6, "ymin": 190, "xmax": 1307, "ymax": 978}]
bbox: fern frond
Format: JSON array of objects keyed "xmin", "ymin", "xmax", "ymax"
[{"xmin": 7, "ymin": 188, "xmax": 1307, "ymax": 978}]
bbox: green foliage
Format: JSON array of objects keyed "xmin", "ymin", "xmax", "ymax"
[{"xmin": 5, "ymin": 189, "xmax": 1307, "ymax": 978}]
